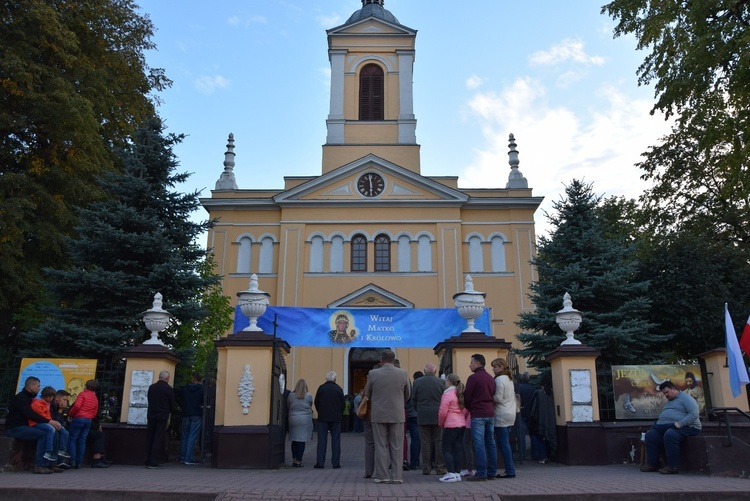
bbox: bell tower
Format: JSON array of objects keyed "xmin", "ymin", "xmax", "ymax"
[{"xmin": 323, "ymin": 0, "xmax": 420, "ymax": 174}]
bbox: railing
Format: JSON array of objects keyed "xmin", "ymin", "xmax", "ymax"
[{"xmin": 709, "ymin": 407, "xmax": 750, "ymax": 446}]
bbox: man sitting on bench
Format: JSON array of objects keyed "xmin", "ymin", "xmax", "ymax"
[
  {"xmin": 5, "ymin": 376, "xmax": 64, "ymax": 474},
  {"xmin": 641, "ymin": 380, "xmax": 701, "ymax": 475}
]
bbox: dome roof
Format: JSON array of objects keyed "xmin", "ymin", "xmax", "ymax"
[{"xmin": 345, "ymin": 1, "xmax": 400, "ymax": 26}]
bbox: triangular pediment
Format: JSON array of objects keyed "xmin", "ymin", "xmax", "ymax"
[
  {"xmin": 328, "ymin": 284, "xmax": 413, "ymax": 308},
  {"xmin": 328, "ymin": 18, "xmax": 416, "ymax": 37},
  {"xmin": 273, "ymin": 154, "xmax": 468, "ymax": 205}
]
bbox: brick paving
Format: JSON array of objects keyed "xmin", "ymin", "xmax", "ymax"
[{"xmin": 0, "ymin": 433, "xmax": 748, "ymax": 500}]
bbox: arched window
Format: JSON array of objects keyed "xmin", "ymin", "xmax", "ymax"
[
  {"xmin": 237, "ymin": 236, "xmax": 252, "ymax": 273},
  {"xmin": 468, "ymin": 235, "xmax": 484, "ymax": 273},
  {"xmin": 351, "ymin": 234, "xmax": 367, "ymax": 272},
  {"xmin": 375, "ymin": 234, "xmax": 391, "ymax": 272},
  {"xmin": 417, "ymin": 234, "xmax": 432, "ymax": 272},
  {"xmin": 310, "ymin": 236, "xmax": 324, "ymax": 273},
  {"xmin": 330, "ymin": 235, "xmax": 344, "ymax": 272},
  {"xmin": 258, "ymin": 236, "xmax": 274, "ymax": 273},
  {"xmin": 359, "ymin": 64, "xmax": 384, "ymax": 121},
  {"xmin": 397, "ymin": 235, "xmax": 411, "ymax": 272},
  {"xmin": 490, "ymin": 235, "xmax": 507, "ymax": 272}
]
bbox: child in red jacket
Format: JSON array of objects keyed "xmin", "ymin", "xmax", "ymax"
[
  {"xmin": 30, "ymin": 386, "xmax": 71, "ymax": 461},
  {"xmin": 67, "ymin": 379, "xmax": 99, "ymax": 468}
]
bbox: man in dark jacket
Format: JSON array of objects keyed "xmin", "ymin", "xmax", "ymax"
[
  {"xmin": 180, "ymin": 372, "xmax": 205, "ymax": 465},
  {"xmin": 464, "ymin": 354, "xmax": 497, "ymax": 481},
  {"xmin": 145, "ymin": 370, "xmax": 176, "ymax": 469},
  {"xmin": 411, "ymin": 363, "xmax": 447, "ymax": 475},
  {"xmin": 5, "ymin": 376, "xmax": 63, "ymax": 474},
  {"xmin": 313, "ymin": 371, "xmax": 345, "ymax": 469}
]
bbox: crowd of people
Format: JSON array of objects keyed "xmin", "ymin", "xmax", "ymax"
[
  {"xmin": 287, "ymin": 351, "xmax": 560, "ymax": 483},
  {"xmin": 6, "ymin": 376, "xmax": 111, "ymax": 473}
]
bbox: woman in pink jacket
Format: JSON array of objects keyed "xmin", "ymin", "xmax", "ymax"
[
  {"xmin": 438, "ymin": 374, "xmax": 466, "ymax": 483},
  {"xmin": 67, "ymin": 379, "xmax": 99, "ymax": 468}
]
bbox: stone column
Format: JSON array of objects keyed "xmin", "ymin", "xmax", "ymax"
[
  {"xmin": 546, "ymin": 345, "xmax": 603, "ymax": 465},
  {"xmin": 699, "ymin": 348, "xmax": 750, "ymax": 411},
  {"xmin": 112, "ymin": 344, "xmax": 181, "ymax": 465},
  {"xmin": 212, "ymin": 332, "xmax": 290, "ymax": 469}
]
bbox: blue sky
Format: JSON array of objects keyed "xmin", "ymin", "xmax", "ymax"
[{"xmin": 137, "ymin": 0, "xmax": 672, "ymax": 238}]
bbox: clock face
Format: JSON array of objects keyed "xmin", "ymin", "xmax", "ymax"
[{"xmin": 357, "ymin": 173, "xmax": 385, "ymax": 197}]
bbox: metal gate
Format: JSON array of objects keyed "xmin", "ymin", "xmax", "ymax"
[
  {"xmin": 200, "ymin": 348, "xmax": 218, "ymax": 463},
  {"xmin": 267, "ymin": 339, "xmax": 288, "ymax": 468}
]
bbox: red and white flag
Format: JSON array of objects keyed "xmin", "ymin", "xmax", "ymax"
[{"xmin": 741, "ymin": 315, "xmax": 750, "ymax": 358}]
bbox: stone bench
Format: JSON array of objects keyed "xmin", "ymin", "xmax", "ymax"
[
  {"xmin": 680, "ymin": 434, "xmax": 750, "ymax": 477},
  {"xmin": 1, "ymin": 436, "xmax": 37, "ymax": 472}
]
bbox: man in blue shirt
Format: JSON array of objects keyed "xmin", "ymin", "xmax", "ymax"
[{"xmin": 641, "ymin": 380, "xmax": 701, "ymax": 474}]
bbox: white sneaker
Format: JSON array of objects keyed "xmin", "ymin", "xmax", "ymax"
[
  {"xmin": 440, "ymin": 472, "xmax": 461, "ymax": 483},
  {"xmin": 438, "ymin": 472, "xmax": 454, "ymax": 482},
  {"xmin": 459, "ymin": 469, "xmax": 470, "ymax": 476}
]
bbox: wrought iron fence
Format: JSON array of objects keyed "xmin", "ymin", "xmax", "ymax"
[{"xmin": 596, "ymin": 367, "xmax": 616, "ymax": 421}]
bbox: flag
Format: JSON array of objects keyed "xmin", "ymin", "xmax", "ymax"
[
  {"xmin": 740, "ymin": 315, "xmax": 750, "ymax": 358},
  {"xmin": 724, "ymin": 304, "xmax": 750, "ymax": 398}
]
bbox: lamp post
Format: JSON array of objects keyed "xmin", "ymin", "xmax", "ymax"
[
  {"xmin": 142, "ymin": 292, "xmax": 171, "ymax": 346},
  {"xmin": 556, "ymin": 292, "xmax": 582, "ymax": 345},
  {"xmin": 237, "ymin": 274, "xmax": 270, "ymax": 332},
  {"xmin": 453, "ymin": 275, "xmax": 486, "ymax": 333}
]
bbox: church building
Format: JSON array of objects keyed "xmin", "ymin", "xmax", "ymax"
[{"xmin": 200, "ymin": 0, "xmax": 543, "ymax": 396}]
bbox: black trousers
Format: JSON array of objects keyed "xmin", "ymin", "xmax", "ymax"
[{"xmin": 146, "ymin": 418, "xmax": 168, "ymax": 465}]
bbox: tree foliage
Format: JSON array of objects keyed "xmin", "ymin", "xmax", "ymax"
[
  {"xmin": 601, "ymin": 1, "xmax": 750, "ymax": 244},
  {"xmin": 21, "ymin": 118, "xmax": 215, "ymax": 363},
  {"xmin": 517, "ymin": 180, "xmax": 663, "ymax": 369},
  {"xmin": 0, "ymin": 0, "xmax": 169, "ymax": 347}
]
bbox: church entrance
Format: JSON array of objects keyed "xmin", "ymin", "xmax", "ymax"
[{"xmin": 348, "ymin": 347, "xmax": 388, "ymax": 396}]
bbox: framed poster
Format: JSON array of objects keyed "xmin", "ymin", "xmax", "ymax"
[
  {"xmin": 16, "ymin": 358, "xmax": 98, "ymax": 404},
  {"xmin": 612, "ymin": 364, "xmax": 705, "ymax": 419}
]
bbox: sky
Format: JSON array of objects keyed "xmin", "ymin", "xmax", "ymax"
[{"xmin": 137, "ymin": 0, "xmax": 673, "ymax": 239}]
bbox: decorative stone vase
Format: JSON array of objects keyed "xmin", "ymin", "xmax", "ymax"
[
  {"xmin": 556, "ymin": 292, "xmax": 582, "ymax": 345},
  {"xmin": 142, "ymin": 292, "xmax": 171, "ymax": 346},
  {"xmin": 237, "ymin": 274, "xmax": 271, "ymax": 332},
  {"xmin": 452, "ymin": 275, "xmax": 487, "ymax": 333}
]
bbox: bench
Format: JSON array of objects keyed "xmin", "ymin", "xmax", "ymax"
[{"xmin": 1, "ymin": 436, "xmax": 37, "ymax": 472}]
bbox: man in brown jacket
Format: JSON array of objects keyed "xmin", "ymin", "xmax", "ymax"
[{"xmin": 364, "ymin": 349, "xmax": 410, "ymax": 484}]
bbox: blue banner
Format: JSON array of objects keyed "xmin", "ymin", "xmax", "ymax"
[{"xmin": 233, "ymin": 306, "xmax": 491, "ymax": 348}]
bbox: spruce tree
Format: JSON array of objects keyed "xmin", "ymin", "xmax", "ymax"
[
  {"xmin": 22, "ymin": 117, "xmax": 216, "ymax": 364},
  {"xmin": 517, "ymin": 180, "xmax": 661, "ymax": 370}
]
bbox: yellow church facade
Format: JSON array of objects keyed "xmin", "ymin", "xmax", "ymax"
[{"xmin": 200, "ymin": 0, "xmax": 542, "ymax": 397}]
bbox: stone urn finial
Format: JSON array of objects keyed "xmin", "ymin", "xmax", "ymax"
[
  {"xmin": 556, "ymin": 292, "xmax": 582, "ymax": 345},
  {"xmin": 142, "ymin": 292, "xmax": 171, "ymax": 345},
  {"xmin": 452, "ymin": 275, "xmax": 486, "ymax": 333},
  {"xmin": 237, "ymin": 274, "xmax": 271, "ymax": 332}
]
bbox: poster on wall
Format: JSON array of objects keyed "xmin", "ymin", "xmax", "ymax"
[
  {"xmin": 16, "ymin": 358, "xmax": 98, "ymax": 404},
  {"xmin": 611, "ymin": 364, "xmax": 705, "ymax": 420}
]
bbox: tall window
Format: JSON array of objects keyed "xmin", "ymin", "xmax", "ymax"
[
  {"xmin": 237, "ymin": 236, "xmax": 252, "ymax": 273},
  {"xmin": 351, "ymin": 234, "xmax": 367, "ymax": 272},
  {"xmin": 359, "ymin": 64, "xmax": 384, "ymax": 120},
  {"xmin": 375, "ymin": 234, "xmax": 391, "ymax": 272}
]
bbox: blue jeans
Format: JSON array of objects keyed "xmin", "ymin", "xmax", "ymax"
[
  {"xmin": 517, "ymin": 417, "xmax": 528, "ymax": 459},
  {"xmin": 530, "ymin": 433, "xmax": 546, "ymax": 460},
  {"xmin": 68, "ymin": 417, "xmax": 92, "ymax": 467},
  {"xmin": 407, "ymin": 416, "xmax": 420, "ymax": 467},
  {"xmin": 54, "ymin": 427, "xmax": 70, "ymax": 454},
  {"xmin": 494, "ymin": 426, "xmax": 515, "ymax": 475},
  {"xmin": 6, "ymin": 426, "xmax": 49, "ymax": 467},
  {"xmin": 470, "ymin": 417, "xmax": 497, "ymax": 478},
  {"xmin": 35, "ymin": 423, "xmax": 56, "ymax": 453},
  {"xmin": 645, "ymin": 422, "xmax": 700, "ymax": 469},
  {"xmin": 316, "ymin": 421, "xmax": 341, "ymax": 467},
  {"xmin": 180, "ymin": 416, "xmax": 202, "ymax": 462}
]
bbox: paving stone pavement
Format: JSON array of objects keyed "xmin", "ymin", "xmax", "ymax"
[{"xmin": 0, "ymin": 432, "xmax": 748, "ymax": 500}]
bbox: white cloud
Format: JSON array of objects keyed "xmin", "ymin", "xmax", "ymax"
[
  {"xmin": 227, "ymin": 14, "xmax": 267, "ymax": 27},
  {"xmin": 317, "ymin": 14, "xmax": 342, "ymax": 28},
  {"xmin": 460, "ymin": 77, "xmax": 672, "ymax": 236},
  {"xmin": 227, "ymin": 16, "xmax": 240, "ymax": 27},
  {"xmin": 529, "ymin": 39, "xmax": 605, "ymax": 66},
  {"xmin": 466, "ymin": 74, "xmax": 485, "ymax": 90},
  {"xmin": 194, "ymin": 75, "xmax": 231, "ymax": 95}
]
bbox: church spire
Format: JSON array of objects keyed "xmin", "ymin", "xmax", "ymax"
[
  {"xmin": 505, "ymin": 133, "xmax": 528, "ymax": 189},
  {"xmin": 215, "ymin": 133, "xmax": 238, "ymax": 190}
]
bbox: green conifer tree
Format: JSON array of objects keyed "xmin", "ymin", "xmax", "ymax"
[
  {"xmin": 22, "ymin": 118, "xmax": 216, "ymax": 364},
  {"xmin": 517, "ymin": 180, "xmax": 662, "ymax": 370}
]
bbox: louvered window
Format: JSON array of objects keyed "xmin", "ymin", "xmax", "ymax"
[
  {"xmin": 359, "ymin": 64, "xmax": 384, "ymax": 121},
  {"xmin": 375, "ymin": 234, "xmax": 391, "ymax": 272},
  {"xmin": 351, "ymin": 234, "xmax": 367, "ymax": 272}
]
